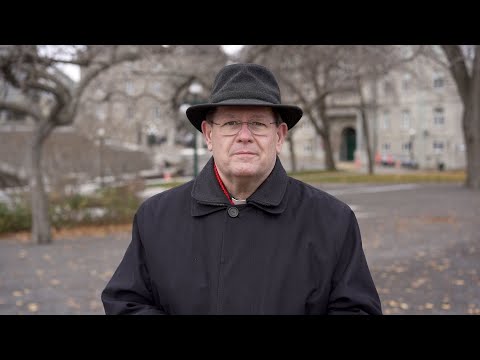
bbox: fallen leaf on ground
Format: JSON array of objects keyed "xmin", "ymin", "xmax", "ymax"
[
  {"xmin": 66, "ymin": 297, "xmax": 81, "ymax": 309},
  {"xmin": 35, "ymin": 269, "xmax": 45, "ymax": 277},
  {"xmin": 89, "ymin": 300, "xmax": 101, "ymax": 311},
  {"xmin": 42, "ymin": 254, "xmax": 53, "ymax": 263},
  {"xmin": 388, "ymin": 300, "xmax": 399, "ymax": 308},
  {"xmin": 27, "ymin": 303, "xmax": 39, "ymax": 312},
  {"xmin": 411, "ymin": 277, "xmax": 428, "ymax": 289}
]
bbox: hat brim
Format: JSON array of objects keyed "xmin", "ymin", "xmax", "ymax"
[{"xmin": 186, "ymin": 99, "xmax": 303, "ymax": 132}]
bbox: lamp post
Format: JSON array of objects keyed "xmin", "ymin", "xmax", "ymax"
[
  {"xmin": 409, "ymin": 128, "xmax": 416, "ymax": 165},
  {"xmin": 97, "ymin": 127, "xmax": 105, "ymax": 188},
  {"xmin": 188, "ymin": 82, "xmax": 203, "ymax": 177}
]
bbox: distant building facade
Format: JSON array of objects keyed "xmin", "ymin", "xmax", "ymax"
[
  {"xmin": 0, "ymin": 63, "xmax": 154, "ymax": 188},
  {"xmin": 279, "ymin": 55, "xmax": 466, "ymax": 172}
]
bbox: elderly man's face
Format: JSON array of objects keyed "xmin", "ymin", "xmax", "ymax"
[{"xmin": 201, "ymin": 106, "xmax": 288, "ymax": 182}]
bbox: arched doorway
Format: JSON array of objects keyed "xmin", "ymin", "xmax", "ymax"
[{"xmin": 340, "ymin": 127, "xmax": 356, "ymax": 161}]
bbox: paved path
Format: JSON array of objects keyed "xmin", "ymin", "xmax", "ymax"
[{"xmin": 1, "ymin": 183, "xmax": 479, "ymax": 315}]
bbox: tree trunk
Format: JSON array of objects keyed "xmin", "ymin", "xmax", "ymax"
[
  {"xmin": 360, "ymin": 107, "xmax": 374, "ymax": 174},
  {"xmin": 322, "ymin": 132, "xmax": 336, "ymax": 171},
  {"xmin": 441, "ymin": 45, "xmax": 480, "ymax": 190},
  {"xmin": 310, "ymin": 122, "xmax": 336, "ymax": 171},
  {"xmin": 467, "ymin": 46, "xmax": 480, "ymax": 189},
  {"xmin": 320, "ymin": 115, "xmax": 336, "ymax": 171},
  {"xmin": 357, "ymin": 77, "xmax": 374, "ymax": 175},
  {"xmin": 286, "ymin": 130, "xmax": 297, "ymax": 173},
  {"xmin": 30, "ymin": 121, "xmax": 54, "ymax": 245},
  {"xmin": 464, "ymin": 83, "xmax": 480, "ymax": 189},
  {"xmin": 314, "ymin": 101, "xmax": 336, "ymax": 171},
  {"xmin": 361, "ymin": 110, "xmax": 374, "ymax": 174}
]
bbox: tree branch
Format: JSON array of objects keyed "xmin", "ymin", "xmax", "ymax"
[
  {"xmin": 244, "ymin": 45, "xmax": 274, "ymax": 63},
  {"xmin": 0, "ymin": 98, "xmax": 45, "ymax": 121},
  {"xmin": 84, "ymin": 89, "xmax": 170, "ymax": 105}
]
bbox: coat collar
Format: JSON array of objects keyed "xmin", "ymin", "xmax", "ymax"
[{"xmin": 191, "ymin": 156, "xmax": 289, "ymax": 217}]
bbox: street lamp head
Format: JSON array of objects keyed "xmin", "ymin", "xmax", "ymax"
[
  {"xmin": 409, "ymin": 128, "xmax": 416, "ymax": 137},
  {"xmin": 179, "ymin": 104, "xmax": 190, "ymax": 114},
  {"xmin": 97, "ymin": 127, "xmax": 105, "ymax": 138},
  {"xmin": 189, "ymin": 82, "xmax": 203, "ymax": 95}
]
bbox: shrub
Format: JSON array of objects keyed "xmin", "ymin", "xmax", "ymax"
[
  {"xmin": 0, "ymin": 180, "xmax": 144, "ymax": 234},
  {"xmin": 0, "ymin": 201, "xmax": 31, "ymax": 233}
]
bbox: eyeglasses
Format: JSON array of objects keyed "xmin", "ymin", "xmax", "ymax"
[{"xmin": 211, "ymin": 121, "xmax": 276, "ymax": 136}]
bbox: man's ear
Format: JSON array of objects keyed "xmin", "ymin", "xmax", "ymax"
[
  {"xmin": 275, "ymin": 123, "xmax": 288, "ymax": 154},
  {"xmin": 201, "ymin": 121, "xmax": 213, "ymax": 151}
]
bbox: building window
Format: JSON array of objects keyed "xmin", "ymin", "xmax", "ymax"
[
  {"xmin": 153, "ymin": 82, "xmax": 162, "ymax": 94},
  {"xmin": 402, "ymin": 142, "xmax": 412, "ymax": 151},
  {"xmin": 402, "ymin": 73, "xmax": 411, "ymax": 91},
  {"xmin": 384, "ymin": 80, "xmax": 394, "ymax": 94},
  {"xmin": 125, "ymin": 62, "xmax": 134, "ymax": 72},
  {"xmin": 466, "ymin": 46, "xmax": 475, "ymax": 60},
  {"xmin": 127, "ymin": 106, "xmax": 135, "ymax": 120},
  {"xmin": 304, "ymin": 142, "xmax": 313, "ymax": 155},
  {"xmin": 95, "ymin": 107, "xmax": 106, "ymax": 121},
  {"xmin": 433, "ymin": 141, "xmax": 444, "ymax": 153},
  {"xmin": 433, "ymin": 107, "xmax": 445, "ymax": 126},
  {"xmin": 433, "ymin": 73, "xmax": 444, "ymax": 89},
  {"xmin": 0, "ymin": 110, "xmax": 6, "ymax": 123},
  {"xmin": 153, "ymin": 106, "xmax": 161, "ymax": 119},
  {"xmin": 126, "ymin": 81, "xmax": 134, "ymax": 95},
  {"xmin": 401, "ymin": 110, "xmax": 411, "ymax": 129},
  {"xmin": 382, "ymin": 111, "xmax": 390, "ymax": 129},
  {"xmin": 8, "ymin": 111, "xmax": 27, "ymax": 121},
  {"xmin": 382, "ymin": 143, "xmax": 391, "ymax": 151}
]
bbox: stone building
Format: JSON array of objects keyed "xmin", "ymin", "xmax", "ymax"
[{"xmin": 279, "ymin": 54, "xmax": 466, "ymax": 172}]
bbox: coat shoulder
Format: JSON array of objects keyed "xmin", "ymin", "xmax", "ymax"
[
  {"xmin": 137, "ymin": 180, "xmax": 194, "ymax": 216},
  {"xmin": 288, "ymin": 177, "xmax": 352, "ymax": 216}
]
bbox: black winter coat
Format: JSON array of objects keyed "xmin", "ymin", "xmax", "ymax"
[{"xmin": 101, "ymin": 157, "xmax": 382, "ymax": 315}]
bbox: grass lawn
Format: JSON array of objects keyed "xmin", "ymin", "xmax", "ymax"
[
  {"xmin": 146, "ymin": 170, "xmax": 466, "ymax": 188},
  {"xmin": 289, "ymin": 169, "xmax": 466, "ymax": 184}
]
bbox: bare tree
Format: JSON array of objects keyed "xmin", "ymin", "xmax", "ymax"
[
  {"xmin": 152, "ymin": 46, "xmax": 229, "ymax": 150},
  {"xmin": 241, "ymin": 45, "xmax": 428, "ymax": 173},
  {"xmin": 77, "ymin": 67, "xmax": 174, "ymax": 146},
  {"xmin": 241, "ymin": 45, "xmax": 360, "ymax": 171},
  {"xmin": 336, "ymin": 45, "xmax": 424, "ymax": 174},
  {"xmin": 75, "ymin": 45, "xmax": 230, "ymax": 179},
  {"xmin": 0, "ymin": 45, "xmax": 172, "ymax": 244},
  {"xmin": 440, "ymin": 45, "xmax": 480, "ymax": 189}
]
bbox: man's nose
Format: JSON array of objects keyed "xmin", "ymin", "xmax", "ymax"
[{"xmin": 236, "ymin": 122, "xmax": 254, "ymax": 140}]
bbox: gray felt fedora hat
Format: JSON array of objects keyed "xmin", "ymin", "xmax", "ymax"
[{"xmin": 186, "ymin": 63, "xmax": 303, "ymax": 132}]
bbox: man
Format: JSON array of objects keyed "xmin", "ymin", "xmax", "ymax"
[{"xmin": 101, "ymin": 63, "xmax": 382, "ymax": 315}]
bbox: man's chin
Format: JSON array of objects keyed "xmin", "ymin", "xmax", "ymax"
[
  {"xmin": 231, "ymin": 170, "xmax": 256, "ymax": 178},
  {"xmin": 230, "ymin": 165, "xmax": 258, "ymax": 178}
]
